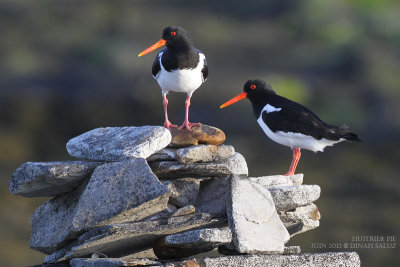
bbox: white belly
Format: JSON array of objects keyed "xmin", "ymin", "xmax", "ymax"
[
  {"xmin": 256, "ymin": 115, "xmax": 344, "ymax": 152},
  {"xmin": 155, "ymin": 53, "xmax": 205, "ymax": 96}
]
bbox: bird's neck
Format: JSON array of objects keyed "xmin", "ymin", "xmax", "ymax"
[{"xmin": 248, "ymin": 93, "xmax": 275, "ymax": 118}]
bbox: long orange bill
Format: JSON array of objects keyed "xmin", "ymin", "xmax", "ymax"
[
  {"xmin": 220, "ymin": 92, "xmax": 248, "ymax": 108},
  {"xmin": 138, "ymin": 39, "xmax": 166, "ymax": 57}
]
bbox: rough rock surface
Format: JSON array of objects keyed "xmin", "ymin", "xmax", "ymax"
[
  {"xmin": 278, "ymin": 203, "xmax": 321, "ymax": 237},
  {"xmin": 176, "ymin": 145, "xmax": 235, "ymax": 163},
  {"xmin": 163, "ymin": 252, "xmax": 361, "ymax": 267},
  {"xmin": 195, "ymin": 177, "xmax": 229, "ymax": 218},
  {"xmin": 169, "ymin": 125, "xmax": 225, "ymax": 147},
  {"xmin": 269, "ymin": 185, "xmax": 321, "ymax": 211},
  {"xmin": 31, "ymin": 159, "xmax": 170, "ymax": 254},
  {"xmin": 153, "ymin": 227, "xmax": 232, "ymax": 259},
  {"xmin": 66, "ymin": 126, "xmax": 171, "ymax": 161},
  {"xmin": 9, "ymin": 161, "xmax": 102, "ymax": 197},
  {"xmin": 150, "ymin": 153, "xmax": 248, "ymax": 179},
  {"xmin": 167, "ymin": 178, "xmax": 200, "ymax": 207},
  {"xmin": 218, "ymin": 243, "xmax": 301, "ymax": 256},
  {"xmin": 70, "ymin": 257, "xmax": 160, "ymax": 267},
  {"xmin": 147, "ymin": 148, "xmax": 177, "ymax": 162},
  {"xmin": 195, "ymin": 177, "xmax": 319, "ymax": 218},
  {"xmin": 46, "ymin": 213, "xmax": 226, "ymax": 263},
  {"xmin": 249, "ymin": 174, "xmax": 303, "ymax": 188},
  {"xmin": 227, "ymin": 175, "xmax": 290, "ymax": 254}
]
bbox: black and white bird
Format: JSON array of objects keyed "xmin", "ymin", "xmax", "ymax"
[
  {"xmin": 220, "ymin": 79, "xmax": 361, "ymax": 175},
  {"xmin": 138, "ymin": 26, "xmax": 208, "ymax": 131}
]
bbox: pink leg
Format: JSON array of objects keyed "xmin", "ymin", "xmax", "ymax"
[
  {"xmin": 178, "ymin": 95, "xmax": 201, "ymax": 131},
  {"xmin": 163, "ymin": 94, "xmax": 178, "ymax": 129},
  {"xmin": 285, "ymin": 147, "xmax": 301, "ymax": 176}
]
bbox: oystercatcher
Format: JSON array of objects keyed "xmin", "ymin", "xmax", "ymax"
[
  {"xmin": 138, "ymin": 26, "xmax": 208, "ymax": 131},
  {"xmin": 220, "ymin": 79, "xmax": 361, "ymax": 175}
]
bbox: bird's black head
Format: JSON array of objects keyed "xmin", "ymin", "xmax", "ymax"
[
  {"xmin": 243, "ymin": 79, "xmax": 276, "ymax": 102},
  {"xmin": 220, "ymin": 79, "xmax": 276, "ymax": 109},
  {"xmin": 138, "ymin": 26, "xmax": 193, "ymax": 57},
  {"xmin": 161, "ymin": 26, "xmax": 193, "ymax": 48}
]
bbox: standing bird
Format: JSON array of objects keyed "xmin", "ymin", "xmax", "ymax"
[
  {"xmin": 138, "ymin": 26, "xmax": 208, "ymax": 131},
  {"xmin": 220, "ymin": 79, "xmax": 361, "ymax": 176}
]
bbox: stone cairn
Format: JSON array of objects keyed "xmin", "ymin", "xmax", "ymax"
[{"xmin": 9, "ymin": 125, "xmax": 360, "ymax": 267}]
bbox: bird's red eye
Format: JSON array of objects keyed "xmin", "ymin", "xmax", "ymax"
[
  {"xmin": 250, "ymin": 84, "xmax": 256, "ymax": 90},
  {"xmin": 171, "ymin": 31, "xmax": 176, "ymax": 36}
]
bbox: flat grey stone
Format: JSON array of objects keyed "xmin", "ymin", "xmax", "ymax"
[
  {"xmin": 170, "ymin": 205, "xmax": 196, "ymax": 217},
  {"xmin": 195, "ymin": 178, "xmax": 319, "ymax": 218},
  {"xmin": 149, "ymin": 152, "xmax": 248, "ymax": 179},
  {"xmin": 66, "ymin": 126, "xmax": 171, "ymax": 161},
  {"xmin": 283, "ymin": 246, "xmax": 301, "ymax": 254},
  {"xmin": 195, "ymin": 177, "xmax": 229, "ymax": 218},
  {"xmin": 167, "ymin": 178, "xmax": 200, "ymax": 207},
  {"xmin": 153, "ymin": 227, "xmax": 232, "ymax": 259},
  {"xmin": 9, "ymin": 161, "xmax": 102, "ymax": 197},
  {"xmin": 249, "ymin": 174, "xmax": 303, "ymax": 188},
  {"xmin": 227, "ymin": 175, "xmax": 290, "ymax": 254},
  {"xmin": 269, "ymin": 185, "xmax": 321, "ymax": 211},
  {"xmin": 46, "ymin": 213, "xmax": 226, "ymax": 263},
  {"xmin": 163, "ymin": 252, "xmax": 361, "ymax": 267},
  {"xmin": 176, "ymin": 145, "xmax": 235, "ymax": 163},
  {"xmin": 31, "ymin": 159, "xmax": 170, "ymax": 254},
  {"xmin": 278, "ymin": 203, "xmax": 320, "ymax": 237},
  {"xmin": 70, "ymin": 257, "xmax": 161, "ymax": 267},
  {"xmin": 218, "ymin": 243, "xmax": 301, "ymax": 256},
  {"xmin": 147, "ymin": 148, "xmax": 177, "ymax": 162}
]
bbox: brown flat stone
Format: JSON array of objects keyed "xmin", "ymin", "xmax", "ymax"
[{"xmin": 170, "ymin": 125, "xmax": 226, "ymax": 147}]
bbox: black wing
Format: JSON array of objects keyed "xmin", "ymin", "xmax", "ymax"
[
  {"xmin": 152, "ymin": 49, "xmax": 166, "ymax": 78},
  {"xmin": 201, "ymin": 54, "xmax": 208, "ymax": 82},
  {"xmin": 262, "ymin": 98, "xmax": 342, "ymax": 141},
  {"xmin": 196, "ymin": 49, "xmax": 208, "ymax": 82}
]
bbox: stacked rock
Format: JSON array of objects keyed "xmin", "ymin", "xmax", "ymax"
[{"xmin": 9, "ymin": 125, "xmax": 360, "ymax": 267}]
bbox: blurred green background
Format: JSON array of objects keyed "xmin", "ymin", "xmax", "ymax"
[{"xmin": 1, "ymin": 0, "xmax": 399, "ymax": 266}]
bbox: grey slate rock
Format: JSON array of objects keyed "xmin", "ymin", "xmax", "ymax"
[
  {"xmin": 66, "ymin": 126, "xmax": 171, "ymax": 161},
  {"xmin": 227, "ymin": 175, "xmax": 290, "ymax": 254},
  {"xmin": 170, "ymin": 205, "xmax": 196, "ymax": 217},
  {"xmin": 218, "ymin": 243, "xmax": 301, "ymax": 256},
  {"xmin": 249, "ymin": 174, "xmax": 303, "ymax": 188},
  {"xmin": 150, "ymin": 152, "xmax": 248, "ymax": 179},
  {"xmin": 167, "ymin": 178, "xmax": 200, "ymax": 207},
  {"xmin": 278, "ymin": 203, "xmax": 321, "ymax": 237},
  {"xmin": 147, "ymin": 148, "xmax": 177, "ymax": 162},
  {"xmin": 31, "ymin": 159, "xmax": 170, "ymax": 254},
  {"xmin": 70, "ymin": 257, "xmax": 161, "ymax": 267},
  {"xmin": 195, "ymin": 177, "xmax": 319, "ymax": 218},
  {"xmin": 46, "ymin": 213, "xmax": 227, "ymax": 263},
  {"xmin": 175, "ymin": 145, "xmax": 235, "ymax": 163},
  {"xmin": 9, "ymin": 161, "xmax": 102, "ymax": 197},
  {"xmin": 163, "ymin": 252, "xmax": 361, "ymax": 267},
  {"xmin": 195, "ymin": 177, "xmax": 229, "ymax": 218},
  {"xmin": 269, "ymin": 185, "xmax": 321, "ymax": 211},
  {"xmin": 153, "ymin": 227, "xmax": 232, "ymax": 259}
]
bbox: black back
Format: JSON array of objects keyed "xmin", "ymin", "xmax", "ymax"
[{"xmin": 243, "ymin": 79, "xmax": 361, "ymax": 142}]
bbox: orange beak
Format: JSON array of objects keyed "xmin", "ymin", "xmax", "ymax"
[
  {"xmin": 138, "ymin": 39, "xmax": 167, "ymax": 57},
  {"xmin": 220, "ymin": 92, "xmax": 248, "ymax": 108}
]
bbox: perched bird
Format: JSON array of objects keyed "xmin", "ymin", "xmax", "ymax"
[
  {"xmin": 220, "ymin": 79, "xmax": 361, "ymax": 175},
  {"xmin": 138, "ymin": 26, "xmax": 208, "ymax": 131}
]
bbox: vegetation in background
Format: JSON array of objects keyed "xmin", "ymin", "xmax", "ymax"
[{"xmin": 0, "ymin": 1, "xmax": 399, "ymax": 266}]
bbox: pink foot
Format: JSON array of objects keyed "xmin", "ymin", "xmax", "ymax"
[
  {"xmin": 178, "ymin": 121, "xmax": 201, "ymax": 131},
  {"xmin": 164, "ymin": 120, "xmax": 178, "ymax": 129}
]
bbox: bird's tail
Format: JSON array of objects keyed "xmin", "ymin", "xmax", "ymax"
[{"xmin": 339, "ymin": 125, "xmax": 362, "ymax": 142}]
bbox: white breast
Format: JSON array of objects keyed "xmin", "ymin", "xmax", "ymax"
[
  {"xmin": 155, "ymin": 52, "xmax": 205, "ymax": 96},
  {"xmin": 256, "ymin": 106, "xmax": 344, "ymax": 153}
]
